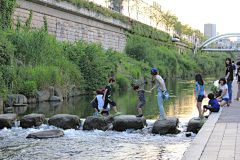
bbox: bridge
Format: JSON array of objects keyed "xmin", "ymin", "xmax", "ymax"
[{"xmin": 200, "ymin": 33, "xmax": 240, "ymax": 52}]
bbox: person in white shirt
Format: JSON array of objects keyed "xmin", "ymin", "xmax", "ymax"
[
  {"xmin": 217, "ymin": 77, "xmax": 229, "ymax": 107},
  {"xmin": 90, "ymin": 90, "xmax": 110, "ymax": 115}
]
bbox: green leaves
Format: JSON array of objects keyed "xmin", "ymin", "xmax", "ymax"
[{"xmin": 22, "ymin": 80, "xmax": 37, "ymax": 98}]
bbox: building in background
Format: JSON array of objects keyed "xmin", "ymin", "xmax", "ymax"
[{"xmin": 204, "ymin": 23, "xmax": 216, "ymax": 38}]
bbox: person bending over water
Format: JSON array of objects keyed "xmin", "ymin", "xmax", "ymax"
[
  {"xmin": 150, "ymin": 68, "xmax": 167, "ymax": 120},
  {"xmin": 217, "ymin": 77, "xmax": 229, "ymax": 107}
]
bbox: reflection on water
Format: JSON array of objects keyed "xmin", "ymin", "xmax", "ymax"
[
  {"xmin": 0, "ymin": 72, "xmax": 224, "ymax": 160},
  {"xmin": 18, "ymin": 72, "xmax": 223, "ymax": 120}
]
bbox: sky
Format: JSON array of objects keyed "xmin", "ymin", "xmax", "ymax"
[{"xmin": 152, "ymin": 0, "xmax": 240, "ymax": 35}]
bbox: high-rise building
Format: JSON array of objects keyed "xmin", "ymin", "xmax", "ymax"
[{"xmin": 204, "ymin": 24, "xmax": 216, "ymax": 38}]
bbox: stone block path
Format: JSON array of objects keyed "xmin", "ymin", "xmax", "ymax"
[{"xmin": 182, "ymin": 80, "xmax": 240, "ymax": 160}]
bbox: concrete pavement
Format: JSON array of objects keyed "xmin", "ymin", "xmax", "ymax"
[{"xmin": 182, "ymin": 80, "xmax": 240, "ymax": 160}]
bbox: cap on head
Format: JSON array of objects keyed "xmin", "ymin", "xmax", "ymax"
[{"xmin": 151, "ymin": 68, "xmax": 157, "ymax": 72}]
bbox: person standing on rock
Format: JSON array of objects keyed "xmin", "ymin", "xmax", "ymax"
[
  {"xmin": 133, "ymin": 85, "xmax": 151, "ymax": 117},
  {"xmin": 194, "ymin": 73, "xmax": 205, "ymax": 120},
  {"xmin": 97, "ymin": 77, "xmax": 122, "ymax": 117},
  {"xmin": 225, "ymin": 58, "xmax": 233, "ymax": 106},
  {"xmin": 150, "ymin": 68, "xmax": 167, "ymax": 120}
]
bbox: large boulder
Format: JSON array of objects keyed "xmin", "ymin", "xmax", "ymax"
[
  {"xmin": 5, "ymin": 95, "xmax": 15, "ymax": 107},
  {"xmin": 20, "ymin": 114, "xmax": 45, "ymax": 128},
  {"xmin": 54, "ymin": 88, "xmax": 63, "ymax": 101},
  {"xmin": 0, "ymin": 114, "xmax": 17, "ymax": 129},
  {"xmin": 5, "ymin": 94, "xmax": 28, "ymax": 107},
  {"xmin": 37, "ymin": 90, "xmax": 50, "ymax": 102},
  {"xmin": 26, "ymin": 129, "xmax": 64, "ymax": 139},
  {"xmin": 83, "ymin": 115, "xmax": 114, "ymax": 131},
  {"xmin": 112, "ymin": 115, "xmax": 146, "ymax": 131},
  {"xmin": 152, "ymin": 117, "xmax": 179, "ymax": 135},
  {"xmin": 14, "ymin": 94, "xmax": 27, "ymax": 105},
  {"xmin": 48, "ymin": 114, "xmax": 81, "ymax": 130},
  {"xmin": 187, "ymin": 118, "xmax": 206, "ymax": 134}
]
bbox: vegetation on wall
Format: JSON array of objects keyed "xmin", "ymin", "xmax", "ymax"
[
  {"xmin": 55, "ymin": 0, "xmax": 128, "ymax": 23},
  {"xmin": 0, "ymin": 0, "xmax": 18, "ymax": 29}
]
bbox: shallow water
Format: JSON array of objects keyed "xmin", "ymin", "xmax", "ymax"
[{"xmin": 0, "ymin": 72, "xmax": 224, "ymax": 159}]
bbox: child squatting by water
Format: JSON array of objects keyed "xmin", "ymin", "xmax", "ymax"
[
  {"xmin": 133, "ymin": 85, "xmax": 151, "ymax": 117},
  {"xmin": 203, "ymin": 93, "xmax": 220, "ymax": 118}
]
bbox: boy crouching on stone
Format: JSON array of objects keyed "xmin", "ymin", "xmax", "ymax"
[
  {"xmin": 203, "ymin": 93, "xmax": 220, "ymax": 118},
  {"xmin": 133, "ymin": 85, "xmax": 151, "ymax": 117},
  {"xmin": 90, "ymin": 89, "xmax": 110, "ymax": 116}
]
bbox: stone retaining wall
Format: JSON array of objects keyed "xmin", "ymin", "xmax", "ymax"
[{"xmin": 14, "ymin": 0, "xmax": 130, "ymax": 53}]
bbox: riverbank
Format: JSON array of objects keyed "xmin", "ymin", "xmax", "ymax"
[{"xmin": 182, "ymin": 79, "xmax": 240, "ymax": 160}]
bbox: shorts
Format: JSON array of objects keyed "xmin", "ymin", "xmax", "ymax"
[
  {"xmin": 197, "ymin": 95, "xmax": 204, "ymax": 102},
  {"xmin": 203, "ymin": 105, "xmax": 219, "ymax": 112},
  {"xmin": 103, "ymin": 97, "xmax": 116, "ymax": 109},
  {"xmin": 137, "ymin": 101, "xmax": 146, "ymax": 108},
  {"xmin": 222, "ymin": 98, "xmax": 229, "ymax": 102},
  {"xmin": 92, "ymin": 102, "xmax": 109, "ymax": 114}
]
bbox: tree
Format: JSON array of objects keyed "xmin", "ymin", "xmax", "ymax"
[
  {"xmin": 162, "ymin": 11, "xmax": 177, "ymax": 32},
  {"xmin": 174, "ymin": 20, "xmax": 183, "ymax": 35},
  {"xmin": 148, "ymin": 5, "xmax": 164, "ymax": 28}
]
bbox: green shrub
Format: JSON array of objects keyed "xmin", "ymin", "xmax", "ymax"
[
  {"xmin": 116, "ymin": 75, "xmax": 129, "ymax": 88},
  {"xmin": 22, "ymin": 80, "xmax": 37, "ymax": 98}
]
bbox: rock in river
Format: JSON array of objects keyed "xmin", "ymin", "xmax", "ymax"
[
  {"xmin": 187, "ymin": 117, "xmax": 206, "ymax": 134},
  {"xmin": 26, "ymin": 129, "xmax": 64, "ymax": 139},
  {"xmin": 0, "ymin": 114, "xmax": 17, "ymax": 129},
  {"xmin": 20, "ymin": 114, "xmax": 45, "ymax": 128},
  {"xmin": 48, "ymin": 114, "xmax": 81, "ymax": 130},
  {"xmin": 83, "ymin": 115, "xmax": 114, "ymax": 131},
  {"xmin": 37, "ymin": 90, "xmax": 50, "ymax": 102},
  {"xmin": 152, "ymin": 117, "xmax": 179, "ymax": 135},
  {"xmin": 112, "ymin": 115, "xmax": 146, "ymax": 131}
]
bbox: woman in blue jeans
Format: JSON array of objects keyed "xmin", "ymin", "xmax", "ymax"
[
  {"xmin": 150, "ymin": 68, "xmax": 167, "ymax": 120},
  {"xmin": 225, "ymin": 58, "xmax": 233, "ymax": 106}
]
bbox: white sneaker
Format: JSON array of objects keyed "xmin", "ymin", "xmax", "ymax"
[
  {"xmin": 194, "ymin": 117, "xmax": 201, "ymax": 120},
  {"xmin": 158, "ymin": 116, "xmax": 166, "ymax": 121}
]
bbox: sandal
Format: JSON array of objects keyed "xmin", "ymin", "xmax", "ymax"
[{"xmin": 234, "ymin": 98, "xmax": 239, "ymax": 101}]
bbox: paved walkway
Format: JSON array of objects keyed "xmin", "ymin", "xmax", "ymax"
[{"xmin": 182, "ymin": 80, "xmax": 240, "ymax": 160}]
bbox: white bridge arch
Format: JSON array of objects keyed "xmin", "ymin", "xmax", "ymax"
[{"xmin": 200, "ymin": 33, "xmax": 240, "ymax": 52}]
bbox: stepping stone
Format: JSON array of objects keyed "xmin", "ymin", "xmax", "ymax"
[
  {"xmin": 0, "ymin": 114, "xmax": 17, "ymax": 129},
  {"xmin": 187, "ymin": 117, "xmax": 206, "ymax": 134},
  {"xmin": 26, "ymin": 129, "xmax": 64, "ymax": 139},
  {"xmin": 48, "ymin": 114, "xmax": 81, "ymax": 130},
  {"xmin": 112, "ymin": 115, "xmax": 146, "ymax": 131},
  {"xmin": 20, "ymin": 114, "xmax": 45, "ymax": 128},
  {"xmin": 152, "ymin": 117, "xmax": 179, "ymax": 135},
  {"xmin": 83, "ymin": 115, "xmax": 114, "ymax": 131}
]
